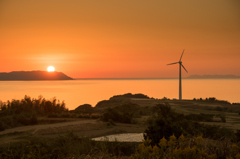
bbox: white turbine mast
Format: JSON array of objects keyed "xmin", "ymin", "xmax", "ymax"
[{"xmin": 167, "ymin": 49, "xmax": 188, "ymax": 100}]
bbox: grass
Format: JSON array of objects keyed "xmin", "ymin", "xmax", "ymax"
[
  {"xmin": 0, "ymin": 132, "xmax": 139, "ymax": 158},
  {"xmin": 0, "ymin": 130, "xmax": 34, "ymax": 146},
  {"xmin": 161, "ymin": 100, "xmax": 240, "ymax": 131}
]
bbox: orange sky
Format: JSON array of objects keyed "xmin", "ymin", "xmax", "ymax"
[{"xmin": 0, "ymin": 0, "xmax": 240, "ymax": 78}]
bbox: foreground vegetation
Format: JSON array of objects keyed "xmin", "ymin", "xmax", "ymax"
[
  {"xmin": 1, "ymin": 133, "xmax": 239, "ymax": 158},
  {"xmin": 130, "ymin": 135, "xmax": 240, "ymax": 159},
  {"xmin": 141, "ymin": 103, "xmax": 240, "ymax": 158},
  {"xmin": 0, "ymin": 95, "xmax": 68, "ymax": 131},
  {"xmin": 0, "ymin": 132, "xmax": 137, "ymax": 158},
  {"xmin": 144, "ymin": 103, "xmax": 236, "ymax": 145},
  {"xmin": 1, "ymin": 94, "xmax": 240, "ymax": 158}
]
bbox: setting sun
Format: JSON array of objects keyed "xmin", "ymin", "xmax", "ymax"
[{"xmin": 47, "ymin": 66, "xmax": 55, "ymax": 72}]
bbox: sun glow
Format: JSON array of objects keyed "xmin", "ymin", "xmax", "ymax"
[{"xmin": 47, "ymin": 66, "xmax": 55, "ymax": 72}]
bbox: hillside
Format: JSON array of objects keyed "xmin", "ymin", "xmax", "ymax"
[{"xmin": 0, "ymin": 71, "xmax": 73, "ymax": 80}]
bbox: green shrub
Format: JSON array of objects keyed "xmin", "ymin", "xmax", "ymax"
[
  {"xmin": 47, "ymin": 113, "xmax": 59, "ymax": 118},
  {"xmin": 91, "ymin": 114, "xmax": 100, "ymax": 119},
  {"xmin": 101, "ymin": 103, "xmax": 139, "ymax": 124},
  {"xmin": 13, "ymin": 113, "xmax": 38, "ymax": 126},
  {"xmin": 185, "ymin": 113, "xmax": 214, "ymax": 122},
  {"xmin": 130, "ymin": 134, "xmax": 240, "ymax": 159},
  {"xmin": 144, "ymin": 118, "xmax": 183, "ymax": 145},
  {"xmin": 101, "ymin": 107, "xmax": 128, "ymax": 123},
  {"xmin": 107, "ymin": 119, "xmax": 116, "ymax": 126},
  {"xmin": 0, "ymin": 121, "xmax": 5, "ymax": 131},
  {"xmin": 144, "ymin": 103, "xmax": 234, "ymax": 145},
  {"xmin": 0, "ymin": 132, "xmax": 137, "ymax": 158},
  {"xmin": 0, "ymin": 96, "xmax": 68, "ymax": 117},
  {"xmin": 235, "ymin": 130, "xmax": 240, "ymax": 142},
  {"xmin": 0, "ymin": 96, "xmax": 68, "ymax": 129},
  {"xmin": 218, "ymin": 114, "xmax": 226, "ymax": 123}
]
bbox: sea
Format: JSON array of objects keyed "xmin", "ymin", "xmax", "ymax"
[{"xmin": 0, "ymin": 79, "xmax": 239, "ymax": 110}]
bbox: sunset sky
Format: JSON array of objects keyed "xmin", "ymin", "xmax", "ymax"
[{"xmin": 1, "ymin": 0, "xmax": 239, "ymax": 78}]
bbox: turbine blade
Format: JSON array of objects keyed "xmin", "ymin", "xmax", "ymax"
[
  {"xmin": 167, "ymin": 62, "xmax": 179, "ymax": 65},
  {"xmin": 181, "ymin": 64, "xmax": 188, "ymax": 73},
  {"xmin": 179, "ymin": 49, "xmax": 185, "ymax": 61}
]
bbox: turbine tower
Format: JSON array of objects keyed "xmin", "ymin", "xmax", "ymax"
[{"xmin": 167, "ymin": 49, "xmax": 188, "ymax": 100}]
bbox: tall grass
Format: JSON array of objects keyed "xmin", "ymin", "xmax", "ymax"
[
  {"xmin": 0, "ymin": 96, "xmax": 68, "ymax": 130},
  {"xmin": 0, "ymin": 132, "xmax": 137, "ymax": 159},
  {"xmin": 130, "ymin": 134, "xmax": 240, "ymax": 159}
]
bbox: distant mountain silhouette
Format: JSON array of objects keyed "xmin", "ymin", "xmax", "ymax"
[
  {"xmin": 0, "ymin": 71, "xmax": 73, "ymax": 81},
  {"xmin": 187, "ymin": 75, "xmax": 240, "ymax": 79}
]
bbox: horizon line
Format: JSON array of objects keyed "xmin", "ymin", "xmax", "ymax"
[{"xmin": 73, "ymin": 77, "xmax": 240, "ymax": 80}]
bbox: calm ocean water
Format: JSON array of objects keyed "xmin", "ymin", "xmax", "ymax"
[{"xmin": 0, "ymin": 79, "xmax": 239, "ymax": 110}]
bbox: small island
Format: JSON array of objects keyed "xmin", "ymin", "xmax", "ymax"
[{"xmin": 0, "ymin": 71, "xmax": 73, "ymax": 81}]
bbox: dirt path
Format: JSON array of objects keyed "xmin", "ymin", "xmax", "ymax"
[
  {"xmin": 0, "ymin": 119, "xmax": 97, "ymax": 136},
  {"xmin": 0, "ymin": 119, "xmax": 146, "ymax": 145}
]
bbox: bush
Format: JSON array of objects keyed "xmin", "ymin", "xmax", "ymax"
[
  {"xmin": 218, "ymin": 114, "xmax": 226, "ymax": 123},
  {"xmin": 0, "ymin": 121, "xmax": 5, "ymax": 131},
  {"xmin": 130, "ymin": 134, "xmax": 240, "ymax": 159},
  {"xmin": 91, "ymin": 114, "xmax": 101, "ymax": 119},
  {"xmin": 185, "ymin": 113, "xmax": 226, "ymax": 123},
  {"xmin": 0, "ymin": 132, "xmax": 138, "ymax": 158},
  {"xmin": 101, "ymin": 107, "xmax": 133, "ymax": 123},
  {"xmin": 209, "ymin": 97, "xmax": 216, "ymax": 101},
  {"xmin": 14, "ymin": 113, "xmax": 38, "ymax": 126},
  {"xmin": 144, "ymin": 117, "xmax": 183, "ymax": 144},
  {"xmin": 47, "ymin": 113, "xmax": 59, "ymax": 118},
  {"xmin": 144, "ymin": 103, "xmax": 234, "ymax": 145},
  {"xmin": 0, "ymin": 96, "xmax": 68, "ymax": 129},
  {"xmin": 216, "ymin": 106, "xmax": 224, "ymax": 111},
  {"xmin": 101, "ymin": 103, "xmax": 139, "ymax": 124},
  {"xmin": 144, "ymin": 103, "xmax": 184, "ymax": 144},
  {"xmin": 0, "ymin": 96, "xmax": 68, "ymax": 116},
  {"xmin": 106, "ymin": 119, "xmax": 116, "ymax": 126},
  {"xmin": 185, "ymin": 113, "xmax": 214, "ymax": 122},
  {"xmin": 235, "ymin": 130, "xmax": 240, "ymax": 142}
]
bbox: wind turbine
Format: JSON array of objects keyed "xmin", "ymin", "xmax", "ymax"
[{"xmin": 167, "ymin": 49, "xmax": 188, "ymax": 100}]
